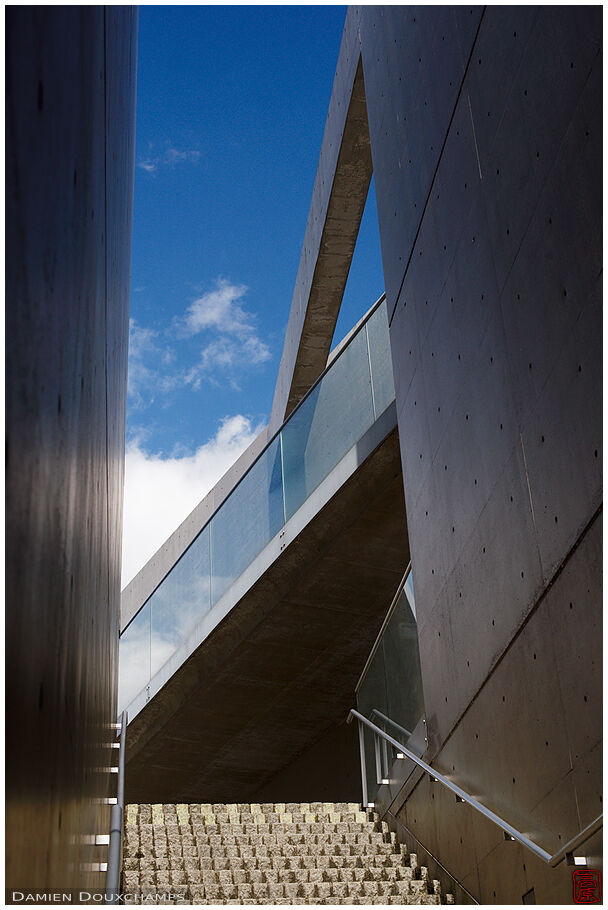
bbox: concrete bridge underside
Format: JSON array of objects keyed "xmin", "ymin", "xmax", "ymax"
[{"xmin": 125, "ymin": 427, "xmax": 408, "ymax": 804}]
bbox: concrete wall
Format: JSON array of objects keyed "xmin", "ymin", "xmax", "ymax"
[
  {"xmin": 6, "ymin": 7, "xmax": 137, "ymax": 892},
  {"xmin": 252, "ymin": 722, "xmax": 361, "ymax": 804},
  {"xmin": 355, "ymin": 5, "xmax": 602, "ymax": 903},
  {"xmin": 269, "ymin": 13, "xmax": 372, "ymax": 432}
]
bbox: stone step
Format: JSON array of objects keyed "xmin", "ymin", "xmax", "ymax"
[
  {"xmin": 157, "ymin": 824, "xmax": 383, "ymax": 835},
  {"xmin": 127, "ymin": 841, "xmax": 401, "ymax": 856},
  {"xmin": 127, "ymin": 805, "xmax": 373, "ymax": 824},
  {"xmin": 123, "ymin": 878, "xmax": 441, "ymax": 902},
  {"xmin": 124, "ymin": 859, "xmax": 416, "ymax": 876},
  {"xmin": 123, "ymin": 803, "xmax": 449, "ymax": 905},
  {"xmin": 129, "ymin": 831, "xmax": 397, "ymax": 845},
  {"xmin": 125, "ymin": 861, "xmax": 406, "ymax": 871},
  {"xmin": 123, "ymin": 865, "xmax": 418, "ymax": 882}
]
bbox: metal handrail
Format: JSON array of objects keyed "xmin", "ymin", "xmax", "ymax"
[
  {"xmin": 348, "ymin": 708, "xmax": 602, "ymax": 867},
  {"xmin": 105, "ymin": 710, "xmax": 127, "ymax": 903},
  {"xmin": 370, "ymin": 708, "xmax": 412, "ymax": 742},
  {"xmin": 370, "ymin": 709, "xmax": 412, "ymax": 786}
]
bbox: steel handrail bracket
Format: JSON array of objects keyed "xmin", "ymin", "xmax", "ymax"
[
  {"xmin": 347, "ymin": 708, "xmax": 602, "ymax": 867},
  {"xmin": 105, "ymin": 710, "xmax": 127, "ymax": 903}
]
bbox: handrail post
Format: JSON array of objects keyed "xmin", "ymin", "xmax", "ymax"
[
  {"xmin": 106, "ymin": 710, "xmax": 127, "ymax": 904},
  {"xmin": 348, "ymin": 707, "xmax": 570, "ymax": 866},
  {"xmin": 381, "ymin": 735, "xmax": 389, "ymax": 778},
  {"xmin": 374, "ymin": 732, "xmax": 383, "ymax": 785},
  {"xmin": 357, "ymin": 720, "xmax": 369, "ymax": 808}
]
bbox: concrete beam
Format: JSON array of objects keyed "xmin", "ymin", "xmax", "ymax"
[
  {"xmin": 268, "ymin": 10, "xmax": 371, "ymax": 430},
  {"xmin": 124, "ymin": 425, "xmax": 408, "ymax": 803}
]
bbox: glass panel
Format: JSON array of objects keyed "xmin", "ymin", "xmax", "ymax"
[
  {"xmin": 366, "ymin": 300, "xmax": 395, "ymax": 419},
  {"xmin": 404, "ymin": 569, "xmax": 416, "ymax": 619},
  {"xmin": 382, "ymin": 588, "xmax": 425, "ymax": 737},
  {"xmin": 150, "ymin": 525, "xmax": 211, "ymax": 678},
  {"xmin": 117, "ymin": 299, "xmax": 396, "ymax": 710},
  {"xmin": 281, "ymin": 327, "xmax": 375, "ymax": 520},
  {"xmin": 210, "ymin": 435, "xmax": 284, "ymax": 605},
  {"xmin": 118, "ymin": 601, "xmax": 151, "ymax": 712},
  {"xmin": 356, "ymin": 568, "xmax": 425, "ymax": 804}
]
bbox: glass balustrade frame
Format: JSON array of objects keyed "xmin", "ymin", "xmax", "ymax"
[
  {"xmin": 355, "ymin": 564, "xmax": 427, "ymax": 806},
  {"xmin": 119, "ymin": 294, "xmax": 395, "ymax": 712}
]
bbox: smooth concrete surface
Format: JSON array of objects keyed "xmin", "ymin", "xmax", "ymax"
[
  {"xmin": 123, "ymin": 402, "xmax": 399, "ymax": 723},
  {"xmin": 6, "ymin": 7, "xmax": 136, "ymax": 893},
  {"xmin": 357, "ymin": 5, "xmax": 484, "ymax": 319},
  {"xmin": 121, "ymin": 8, "xmax": 601, "ymax": 900},
  {"xmin": 251, "ymin": 722, "xmax": 361, "ymax": 803},
  {"xmin": 384, "ymin": 810, "xmax": 477, "ymax": 906},
  {"xmin": 391, "ymin": 511, "xmax": 602, "ymax": 904},
  {"xmin": 124, "ymin": 427, "xmax": 409, "ymax": 803},
  {"xmin": 269, "ymin": 9, "xmax": 372, "ymax": 431},
  {"xmin": 350, "ymin": 4, "xmax": 602, "ymax": 903}
]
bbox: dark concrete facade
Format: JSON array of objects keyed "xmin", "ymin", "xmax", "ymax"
[
  {"xmin": 262, "ymin": 5, "xmax": 602, "ymax": 903},
  {"xmin": 6, "ymin": 7, "xmax": 137, "ymax": 892},
  {"xmin": 354, "ymin": 5, "xmax": 601, "ymax": 903},
  {"xmin": 107, "ymin": 5, "xmax": 599, "ymax": 902}
]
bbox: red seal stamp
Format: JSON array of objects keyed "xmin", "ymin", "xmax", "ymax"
[{"xmin": 573, "ymin": 869, "xmax": 602, "ymax": 904}]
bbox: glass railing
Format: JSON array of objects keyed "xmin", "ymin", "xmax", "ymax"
[
  {"xmin": 355, "ymin": 565, "xmax": 426, "ymax": 805},
  {"xmin": 118, "ymin": 297, "xmax": 395, "ymax": 712}
]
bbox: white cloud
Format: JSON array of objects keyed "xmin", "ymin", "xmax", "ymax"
[
  {"xmin": 184, "ymin": 280, "xmax": 251, "ymax": 336},
  {"xmin": 137, "ymin": 159, "xmax": 158, "ymax": 175},
  {"xmin": 127, "ymin": 280, "xmax": 271, "ymax": 407},
  {"xmin": 121, "ymin": 415, "xmax": 261, "ymax": 588},
  {"xmin": 198, "ymin": 336, "xmax": 271, "ymax": 372},
  {"xmin": 129, "ymin": 319, "xmax": 157, "ymax": 361},
  {"xmin": 243, "ymin": 335, "xmax": 273, "ymax": 363},
  {"xmin": 127, "ymin": 320, "xmax": 161, "ymax": 407},
  {"xmin": 165, "ymin": 146, "xmax": 200, "ymax": 167},
  {"xmin": 127, "ymin": 319, "xmax": 185, "ymax": 408},
  {"xmin": 137, "ymin": 142, "xmax": 201, "ymax": 176},
  {"xmin": 183, "ymin": 279, "xmax": 271, "ymax": 383}
]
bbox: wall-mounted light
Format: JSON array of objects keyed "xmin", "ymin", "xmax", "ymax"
[{"xmin": 566, "ymin": 852, "xmax": 588, "ymax": 866}]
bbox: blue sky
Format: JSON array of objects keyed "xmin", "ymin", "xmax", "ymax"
[{"xmin": 123, "ymin": 6, "xmax": 384, "ymax": 585}]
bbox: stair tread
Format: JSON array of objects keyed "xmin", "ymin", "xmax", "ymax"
[{"xmin": 122, "ymin": 803, "xmax": 448, "ymax": 905}]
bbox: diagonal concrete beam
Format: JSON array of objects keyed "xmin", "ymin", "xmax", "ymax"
[{"xmin": 269, "ymin": 12, "xmax": 371, "ymax": 431}]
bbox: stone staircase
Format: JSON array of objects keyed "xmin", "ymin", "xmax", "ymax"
[{"xmin": 122, "ymin": 802, "xmax": 452, "ymax": 904}]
